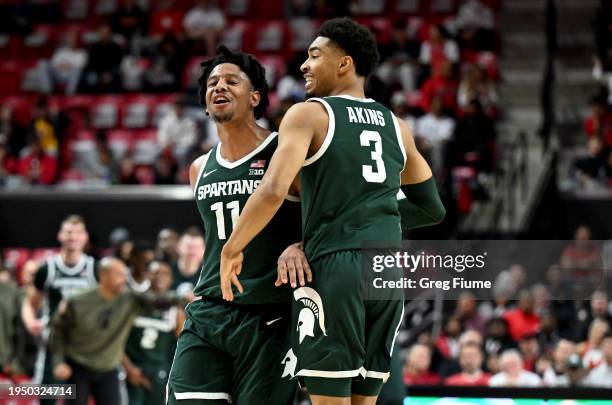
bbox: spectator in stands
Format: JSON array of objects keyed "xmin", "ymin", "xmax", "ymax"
[
  {"xmin": 109, "ymin": 227, "xmax": 133, "ymax": 265},
  {"xmin": 446, "ymin": 99, "xmax": 496, "ymax": 173},
  {"xmin": 538, "ymin": 310, "xmax": 561, "ymax": 352},
  {"xmin": 489, "ymin": 349, "xmax": 542, "ymax": 387},
  {"xmin": 592, "ymin": 0, "xmax": 612, "ymax": 81},
  {"xmin": 81, "ymin": 24, "xmax": 124, "ymax": 93},
  {"xmin": 415, "ymin": 95, "xmax": 455, "ymax": 177},
  {"xmin": 445, "ymin": 343, "xmax": 491, "ymax": 386},
  {"xmin": 183, "ymin": 0, "xmax": 226, "ymax": 55},
  {"xmin": 518, "ymin": 333, "xmax": 541, "ymax": 372},
  {"xmin": 376, "ymin": 20, "xmax": 420, "ymax": 92},
  {"xmin": 583, "ymin": 94, "xmax": 612, "ymax": 147},
  {"xmin": 560, "ymin": 225, "xmax": 602, "ymax": 272},
  {"xmin": 284, "ymin": 0, "xmax": 316, "ymax": 17},
  {"xmin": 157, "ymin": 98, "xmax": 199, "ymax": 167},
  {"xmin": 549, "ymin": 353, "xmax": 588, "ymax": 387},
  {"xmin": 45, "ymin": 30, "xmax": 87, "ymax": 95},
  {"xmin": 30, "ymin": 98, "xmax": 59, "ymax": 157},
  {"xmin": 17, "ymin": 137, "xmax": 58, "ymax": 185},
  {"xmin": 50, "ymin": 257, "xmax": 181, "ymax": 405},
  {"xmin": 117, "ymin": 156, "xmax": 139, "ymax": 185},
  {"xmin": 153, "ymin": 151, "xmax": 178, "ymax": 185},
  {"xmin": 574, "ymin": 290, "xmax": 612, "ymax": 342},
  {"xmin": 583, "ymin": 331, "xmax": 612, "ymax": 387},
  {"xmin": 171, "ymin": 227, "xmax": 204, "ymax": 301},
  {"xmin": 454, "ymin": 0, "xmax": 497, "ymax": 52},
  {"xmin": 484, "ymin": 317, "xmax": 516, "ymax": 359},
  {"xmin": 542, "ymin": 339, "xmax": 576, "ymax": 385},
  {"xmin": 572, "ymin": 136, "xmax": 609, "ymax": 183},
  {"xmin": 143, "ymin": 33, "xmax": 186, "ymax": 93},
  {"xmin": 439, "ymin": 329, "xmax": 485, "ymax": 377},
  {"xmin": 457, "ymin": 64, "xmax": 498, "ymax": 113},
  {"xmin": 390, "ymin": 92, "xmax": 416, "ymax": 132},
  {"xmin": 579, "ymin": 318, "xmax": 609, "ymax": 370},
  {"xmin": 111, "ymin": 0, "xmax": 149, "ymax": 42},
  {"xmin": 0, "ymin": 106, "xmax": 27, "ymax": 161},
  {"xmin": 420, "ymin": 61, "xmax": 459, "ymax": 113},
  {"xmin": 276, "ymin": 56, "xmax": 307, "ymax": 102},
  {"xmin": 503, "ymin": 290, "xmax": 541, "ymax": 342},
  {"xmin": 403, "ymin": 344, "xmax": 441, "ymax": 385},
  {"xmin": 150, "ymin": 0, "xmax": 185, "ymax": 38},
  {"xmin": 435, "ymin": 315, "xmax": 463, "ymax": 362},
  {"xmin": 454, "ymin": 291, "xmax": 486, "ymax": 334},
  {"xmin": 0, "ymin": 264, "xmax": 23, "ymax": 379},
  {"xmin": 155, "ymin": 228, "xmax": 179, "ymax": 264},
  {"xmin": 532, "ymin": 284, "xmax": 551, "ymax": 316},
  {"xmin": 418, "ymin": 25, "xmax": 459, "ymax": 80},
  {"xmin": 493, "ymin": 264, "xmax": 526, "ymax": 301}
]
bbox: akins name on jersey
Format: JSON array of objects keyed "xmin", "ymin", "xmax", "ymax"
[
  {"xmin": 196, "ymin": 179, "xmax": 262, "ymax": 200},
  {"xmin": 346, "ymin": 106, "xmax": 385, "ymax": 126}
]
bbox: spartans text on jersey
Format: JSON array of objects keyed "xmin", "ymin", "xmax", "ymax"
[{"xmin": 196, "ymin": 179, "xmax": 262, "ymax": 200}]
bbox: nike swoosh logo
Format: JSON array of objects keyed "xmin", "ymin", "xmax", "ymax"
[
  {"xmin": 266, "ymin": 317, "xmax": 283, "ymax": 326},
  {"xmin": 202, "ymin": 169, "xmax": 217, "ymax": 178}
]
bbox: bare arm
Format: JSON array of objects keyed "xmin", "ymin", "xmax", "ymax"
[
  {"xmin": 398, "ymin": 117, "xmax": 433, "ymax": 185},
  {"xmin": 21, "ymin": 285, "xmax": 44, "ymax": 336},
  {"xmin": 220, "ymin": 102, "xmax": 324, "ymax": 300}
]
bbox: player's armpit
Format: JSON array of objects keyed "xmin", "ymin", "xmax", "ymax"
[
  {"xmin": 396, "ymin": 116, "xmax": 432, "ymax": 185},
  {"xmin": 189, "ymin": 154, "xmax": 208, "ymax": 191}
]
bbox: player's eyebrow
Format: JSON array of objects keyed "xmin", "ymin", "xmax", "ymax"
[
  {"xmin": 207, "ymin": 73, "xmax": 242, "ymax": 83},
  {"xmin": 308, "ymin": 46, "xmax": 322, "ymax": 53}
]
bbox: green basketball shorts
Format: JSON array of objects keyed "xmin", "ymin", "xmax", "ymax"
[
  {"xmin": 280, "ymin": 250, "xmax": 405, "ymax": 397},
  {"xmin": 166, "ymin": 298, "xmax": 296, "ymax": 404}
]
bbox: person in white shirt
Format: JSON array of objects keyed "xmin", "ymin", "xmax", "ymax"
[
  {"xmin": 157, "ymin": 99, "xmax": 199, "ymax": 167},
  {"xmin": 45, "ymin": 31, "xmax": 88, "ymax": 94},
  {"xmin": 489, "ymin": 349, "xmax": 542, "ymax": 387},
  {"xmin": 183, "ymin": 0, "xmax": 226, "ymax": 55},
  {"xmin": 415, "ymin": 95, "xmax": 455, "ymax": 176},
  {"xmin": 583, "ymin": 331, "xmax": 612, "ymax": 388}
]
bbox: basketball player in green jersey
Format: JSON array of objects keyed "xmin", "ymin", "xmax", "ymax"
[
  {"xmin": 220, "ymin": 18, "xmax": 445, "ymax": 405},
  {"xmin": 125, "ymin": 261, "xmax": 185, "ymax": 405},
  {"xmin": 165, "ymin": 46, "xmax": 307, "ymax": 404},
  {"xmin": 21, "ymin": 215, "xmax": 98, "ymax": 404}
]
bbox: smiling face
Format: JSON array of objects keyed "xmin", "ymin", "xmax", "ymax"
[
  {"xmin": 205, "ymin": 63, "xmax": 260, "ymax": 123},
  {"xmin": 301, "ymin": 36, "xmax": 347, "ymax": 97}
]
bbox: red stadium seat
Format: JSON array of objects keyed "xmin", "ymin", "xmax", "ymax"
[
  {"xmin": 23, "ymin": 25, "xmax": 58, "ymax": 60},
  {"xmin": 224, "ymin": 0, "xmax": 250, "ymax": 17},
  {"xmin": 0, "ymin": 61, "xmax": 25, "ymax": 94},
  {"xmin": 122, "ymin": 95, "xmax": 157, "ymax": 129},
  {"xmin": 31, "ymin": 248, "xmax": 60, "ymax": 263},
  {"xmin": 249, "ymin": 0, "xmax": 283, "ymax": 19},
  {"xmin": 3, "ymin": 248, "xmax": 30, "ymax": 272}
]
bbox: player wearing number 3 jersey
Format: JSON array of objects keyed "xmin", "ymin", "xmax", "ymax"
[{"xmin": 220, "ymin": 18, "xmax": 445, "ymax": 405}]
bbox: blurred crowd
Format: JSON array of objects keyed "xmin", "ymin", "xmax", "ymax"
[
  {"xmin": 401, "ymin": 223, "xmax": 612, "ymax": 389},
  {"xmin": 0, "ymin": 0, "xmax": 502, "ymax": 218},
  {"xmin": 573, "ymin": 0, "xmax": 612, "ymax": 188},
  {"xmin": 2, "ymin": 218, "xmax": 611, "ymax": 403}
]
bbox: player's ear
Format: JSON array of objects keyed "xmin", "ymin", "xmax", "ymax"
[
  {"xmin": 250, "ymin": 90, "xmax": 261, "ymax": 109},
  {"xmin": 338, "ymin": 55, "xmax": 354, "ymax": 75}
]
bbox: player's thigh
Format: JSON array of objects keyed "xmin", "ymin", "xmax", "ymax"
[
  {"xmin": 231, "ymin": 313, "xmax": 297, "ymax": 405},
  {"xmin": 166, "ymin": 321, "xmax": 232, "ymax": 404}
]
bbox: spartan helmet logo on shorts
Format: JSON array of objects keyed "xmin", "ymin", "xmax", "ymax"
[
  {"xmin": 293, "ymin": 287, "xmax": 327, "ymax": 344},
  {"xmin": 281, "ymin": 348, "xmax": 298, "ymax": 378}
]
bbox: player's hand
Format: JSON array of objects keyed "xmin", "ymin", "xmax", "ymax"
[
  {"xmin": 220, "ymin": 247, "xmax": 244, "ymax": 301},
  {"xmin": 53, "ymin": 363, "xmax": 72, "ymax": 381},
  {"xmin": 276, "ymin": 243, "xmax": 312, "ymax": 288},
  {"xmin": 26, "ymin": 318, "xmax": 44, "ymax": 337},
  {"xmin": 126, "ymin": 366, "xmax": 152, "ymax": 390}
]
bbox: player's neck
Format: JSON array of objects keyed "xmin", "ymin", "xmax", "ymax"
[
  {"xmin": 327, "ymin": 78, "xmax": 366, "ymax": 99},
  {"xmin": 216, "ymin": 120, "xmax": 269, "ymax": 163},
  {"xmin": 60, "ymin": 249, "xmax": 83, "ymax": 266}
]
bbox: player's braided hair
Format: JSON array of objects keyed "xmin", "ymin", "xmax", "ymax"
[
  {"xmin": 197, "ymin": 45, "xmax": 270, "ymax": 119},
  {"xmin": 318, "ymin": 17, "xmax": 380, "ymax": 78}
]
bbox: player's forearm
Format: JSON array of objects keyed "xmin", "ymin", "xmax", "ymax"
[
  {"xmin": 223, "ymin": 181, "xmax": 286, "ymax": 256},
  {"xmin": 398, "ymin": 177, "xmax": 446, "ymax": 229},
  {"xmin": 21, "ymin": 300, "xmax": 38, "ymax": 331}
]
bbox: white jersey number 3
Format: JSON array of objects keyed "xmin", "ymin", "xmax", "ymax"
[{"xmin": 360, "ymin": 130, "xmax": 386, "ymax": 183}]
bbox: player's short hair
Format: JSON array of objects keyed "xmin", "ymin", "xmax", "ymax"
[
  {"xmin": 318, "ymin": 17, "xmax": 380, "ymax": 78},
  {"xmin": 61, "ymin": 214, "xmax": 86, "ymax": 228},
  {"xmin": 197, "ymin": 45, "xmax": 270, "ymax": 119}
]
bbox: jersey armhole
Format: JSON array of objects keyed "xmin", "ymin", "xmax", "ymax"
[
  {"xmin": 284, "ymin": 194, "xmax": 300, "ymax": 202},
  {"xmin": 392, "ymin": 114, "xmax": 408, "ymax": 169},
  {"xmin": 193, "ymin": 150, "xmax": 212, "ymax": 197},
  {"xmin": 303, "ymin": 98, "xmax": 335, "ymax": 167}
]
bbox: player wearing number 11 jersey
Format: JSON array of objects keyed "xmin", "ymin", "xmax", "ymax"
[{"xmin": 221, "ymin": 17, "xmax": 445, "ymax": 405}]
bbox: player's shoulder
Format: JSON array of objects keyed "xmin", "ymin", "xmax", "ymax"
[
  {"xmin": 286, "ymin": 100, "xmax": 329, "ymax": 120},
  {"xmin": 189, "ymin": 149, "xmax": 214, "ymax": 188}
]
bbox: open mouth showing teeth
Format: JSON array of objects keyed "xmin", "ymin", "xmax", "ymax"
[{"xmin": 214, "ymin": 98, "xmax": 229, "ymax": 104}]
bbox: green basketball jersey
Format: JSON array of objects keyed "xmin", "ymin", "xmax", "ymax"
[
  {"xmin": 300, "ymin": 95, "xmax": 407, "ymax": 260},
  {"xmin": 125, "ymin": 306, "xmax": 178, "ymax": 372},
  {"xmin": 193, "ymin": 133, "xmax": 301, "ymax": 304},
  {"xmin": 33, "ymin": 254, "xmax": 98, "ymax": 322}
]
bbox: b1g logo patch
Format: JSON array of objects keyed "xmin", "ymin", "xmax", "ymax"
[
  {"xmin": 249, "ymin": 168, "xmax": 264, "ymax": 176},
  {"xmin": 249, "ymin": 159, "xmax": 266, "ymax": 176}
]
